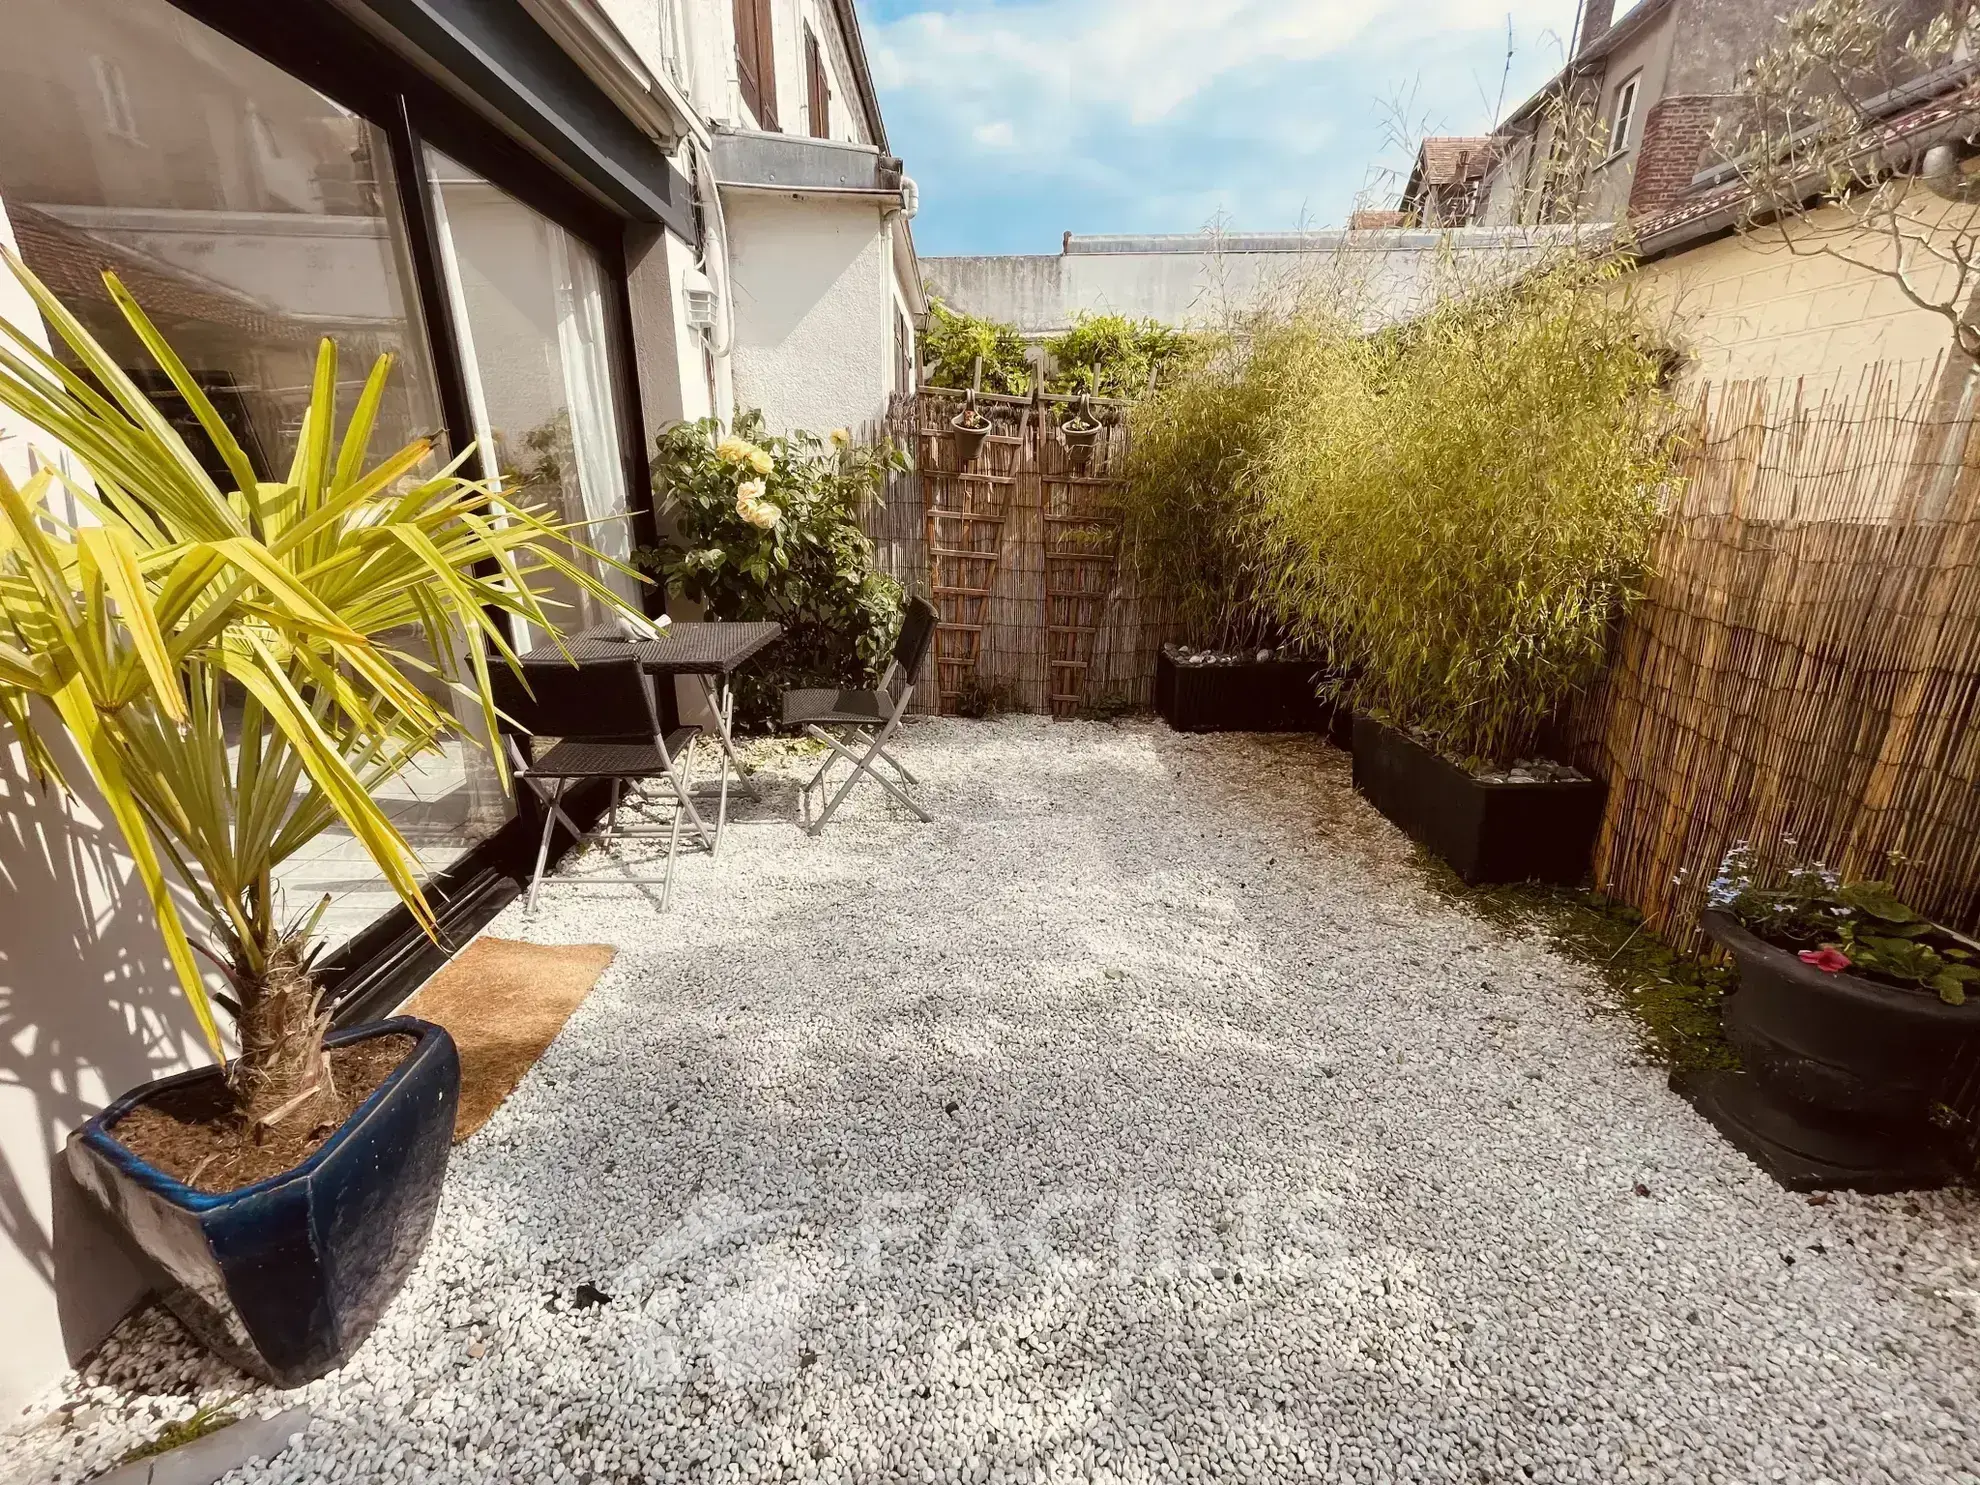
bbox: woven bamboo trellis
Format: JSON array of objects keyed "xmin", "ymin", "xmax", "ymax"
[
  {"xmin": 1568, "ymin": 360, "xmax": 1980, "ymax": 951},
  {"xmin": 881, "ymin": 389, "xmax": 1167, "ymax": 716}
]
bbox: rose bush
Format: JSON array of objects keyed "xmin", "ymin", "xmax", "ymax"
[{"xmin": 637, "ymin": 411, "xmax": 909, "ymax": 729}]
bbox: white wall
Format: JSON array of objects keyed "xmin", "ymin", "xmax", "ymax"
[
  {"xmin": 724, "ymin": 190, "xmax": 891, "ymax": 436},
  {"xmin": 0, "ymin": 723, "xmax": 215, "ymax": 1417},
  {"xmin": 0, "ymin": 198, "xmax": 214, "ymax": 1417},
  {"xmin": 924, "ymin": 228, "xmax": 1587, "ymax": 338}
]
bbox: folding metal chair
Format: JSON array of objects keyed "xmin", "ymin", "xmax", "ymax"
[
  {"xmin": 782, "ymin": 596, "xmax": 939, "ymax": 836},
  {"xmin": 489, "ymin": 654, "xmax": 713, "ymax": 911}
]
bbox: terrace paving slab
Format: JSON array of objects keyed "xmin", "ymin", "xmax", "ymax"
[{"xmin": 14, "ymin": 719, "xmax": 1980, "ymax": 1485}]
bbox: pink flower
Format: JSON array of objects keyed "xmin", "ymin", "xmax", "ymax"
[{"xmin": 1798, "ymin": 947, "xmax": 1852, "ymax": 974}]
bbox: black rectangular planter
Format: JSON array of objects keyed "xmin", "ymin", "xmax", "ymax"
[
  {"xmin": 1155, "ymin": 650, "xmax": 1340, "ymax": 736},
  {"xmin": 1350, "ymin": 716, "xmax": 1605, "ymax": 885}
]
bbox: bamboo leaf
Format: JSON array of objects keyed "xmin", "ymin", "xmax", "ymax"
[{"xmin": 100, "ymin": 273, "xmax": 262, "ymax": 511}]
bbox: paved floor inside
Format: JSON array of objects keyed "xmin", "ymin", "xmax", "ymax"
[{"xmin": 23, "ymin": 719, "xmax": 1980, "ymax": 1485}]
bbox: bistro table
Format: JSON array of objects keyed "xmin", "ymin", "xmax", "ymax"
[{"xmin": 523, "ymin": 621, "xmax": 782, "ymax": 850}]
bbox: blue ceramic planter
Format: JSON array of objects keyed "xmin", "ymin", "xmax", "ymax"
[{"xmin": 67, "ymin": 1018, "xmax": 458, "ymax": 1386}]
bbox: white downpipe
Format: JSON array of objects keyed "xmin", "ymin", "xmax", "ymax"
[{"xmin": 689, "ymin": 137, "xmax": 737, "ymax": 426}]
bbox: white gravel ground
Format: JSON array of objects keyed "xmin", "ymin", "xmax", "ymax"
[{"xmin": 10, "ymin": 718, "xmax": 1980, "ymax": 1485}]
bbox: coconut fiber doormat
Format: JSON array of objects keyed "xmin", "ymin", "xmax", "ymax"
[{"xmin": 400, "ymin": 938, "xmax": 616, "ymax": 1141}]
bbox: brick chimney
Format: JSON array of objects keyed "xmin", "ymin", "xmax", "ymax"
[
  {"xmin": 1627, "ymin": 96, "xmax": 1720, "ymax": 218},
  {"xmin": 1576, "ymin": 0, "xmax": 1616, "ymax": 54}
]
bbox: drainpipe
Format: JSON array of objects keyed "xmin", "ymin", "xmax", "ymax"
[{"xmin": 689, "ymin": 136, "xmax": 736, "ymax": 426}]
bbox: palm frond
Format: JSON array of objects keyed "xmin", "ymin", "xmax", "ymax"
[{"xmin": 0, "ymin": 254, "xmax": 650, "ymax": 1057}]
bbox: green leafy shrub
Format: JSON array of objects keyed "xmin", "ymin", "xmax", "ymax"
[
  {"xmin": 1117, "ymin": 318, "xmax": 1313, "ymax": 650},
  {"xmin": 921, "ymin": 299, "xmax": 1033, "ymax": 396},
  {"xmin": 637, "ymin": 412, "xmax": 907, "ymax": 730},
  {"xmin": 1045, "ymin": 314, "xmax": 1197, "ymax": 398},
  {"xmin": 1709, "ymin": 844, "xmax": 1980, "ymax": 1005},
  {"xmin": 1253, "ymin": 257, "xmax": 1676, "ymax": 767}
]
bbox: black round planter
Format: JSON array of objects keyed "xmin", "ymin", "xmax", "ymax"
[
  {"xmin": 67, "ymin": 1018, "xmax": 459, "ymax": 1385},
  {"xmin": 1674, "ymin": 912, "xmax": 1980, "ymax": 1192},
  {"xmin": 950, "ymin": 414, "xmax": 991, "ymax": 466},
  {"xmin": 1060, "ymin": 420, "xmax": 1100, "ymax": 458},
  {"xmin": 1702, "ymin": 910, "xmax": 1980, "ymax": 1119}
]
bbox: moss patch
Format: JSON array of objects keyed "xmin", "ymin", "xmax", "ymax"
[
  {"xmin": 118, "ymin": 1400, "xmax": 239, "ymax": 1465},
  {"xmin": 1410, "ymin": 849, "xmax": 1738, "ymax": 1073}
]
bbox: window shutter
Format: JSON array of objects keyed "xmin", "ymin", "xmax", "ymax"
[
  {"xmin": 806, "ymin": 26, "xmax": 831, "ymax": 139},
  {"xmin": 733, "ymin": 0, "xmax": 778, "ymax": 131}
]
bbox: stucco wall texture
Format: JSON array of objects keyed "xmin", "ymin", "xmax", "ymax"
[
  {"xmin": 726, "ymin": 191, "xmax": 896, "ymax": 437},
  {"xmin": 924, "ymin": 229, "xmax": 1583, "ymax": 337},
  {"xmin": 1637, "ymin": 202, "xmax": 1978, "ymax": 393}
]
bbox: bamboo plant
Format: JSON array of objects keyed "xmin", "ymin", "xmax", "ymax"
[{"xmin": 0, "ymin": 253, "xmax": 639, "ymax": 1141}]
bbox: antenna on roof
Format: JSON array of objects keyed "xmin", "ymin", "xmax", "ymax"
[{"xmin": 1493, "ymin": 14, "xmax": 1515, "ymax": 125}]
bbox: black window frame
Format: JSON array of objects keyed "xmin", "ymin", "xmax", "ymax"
[{"xmin": 157, "ymin": 0, "xmax": 663, "ymax": 567}]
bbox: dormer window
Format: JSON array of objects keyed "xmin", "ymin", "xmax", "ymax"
[{"xmin": 1609, "ymin": 72, "xmax": 1642, "ymax": 157}]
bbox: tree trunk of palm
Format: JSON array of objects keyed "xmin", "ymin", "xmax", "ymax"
[{"xmin": 234, "ymin": 935, "xmax": 341, "ymax": 1134}]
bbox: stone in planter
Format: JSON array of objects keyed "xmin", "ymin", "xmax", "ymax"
[
  {"xmin": 67, "ymin": 1019, "xmax": 459, "ymax": 1386},
  {"xmin": 1155, "ymin": 646, "xmax": 1340, "ymax": 738},
  {"xmin": 1670, "ymin": 911, "xmax": 1980, "ymax": 1192},
  {"xmin": 1349, "ymin": 716, "xmax": 1604, "ymax": 885}
]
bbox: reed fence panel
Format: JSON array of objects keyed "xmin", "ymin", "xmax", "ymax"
[
  {"xmin": 1570, "ymin": 363, "xmax": 1980, "ymax": 951},
  {"xmin": 882, "ymin": 390, "xmax": 1166, "ymax": 716}
]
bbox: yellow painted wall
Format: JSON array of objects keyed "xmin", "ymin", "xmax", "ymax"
[{"xmin": 1631, "ymin": 199, "xmax": 1976, "ymax": 396}]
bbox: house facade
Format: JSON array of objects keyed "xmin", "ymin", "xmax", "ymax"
[
  {"xmin": 1399, "ymin": 137, "xmax": 1495, "ymax": 227},
  {"xmin": 1410, "ymin": 0, "xmax": 1980, "ymax": 398},
  {"xmin": 1473, "ymin": 0, "xmax": 1951, "ymax": 228},
  {"xmin": 0, "ymin": 0, "xmax": 919, "ymax": 1415}
]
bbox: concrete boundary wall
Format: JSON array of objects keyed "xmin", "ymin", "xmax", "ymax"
[{"xmin": 922, "ymin": 227, "xmax": 1584, "ymax": 336}]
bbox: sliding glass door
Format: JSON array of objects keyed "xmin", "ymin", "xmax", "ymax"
[
  {"xmin": 425, "ymin": 149, "xmax": 643, "ymax": 651},
  {"xmin": 0, "ymin": 0, "xmax": 653, "ymax": 959}
]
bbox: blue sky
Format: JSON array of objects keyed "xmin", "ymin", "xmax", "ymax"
[{"xmin": 858, "ymin": 0, "xmax": 1606, "ymax": 257}]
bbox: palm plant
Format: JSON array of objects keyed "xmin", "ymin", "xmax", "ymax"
[{"xmin": 0, "ymin": 252, "xmax": 639, "ymax": 1142}]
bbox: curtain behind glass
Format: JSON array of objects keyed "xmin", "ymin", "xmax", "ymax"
[{"xmin": 425, "ymin": 150, "xmax": 640, "ymax": 650}]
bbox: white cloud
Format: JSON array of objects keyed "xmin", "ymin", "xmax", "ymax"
[
  {"xmin": 869, "ymin": 0, "xmax": 1582, "ymax": 247},
  {"xmin": 870, "ymin": 0, "xmax": 1572, "ymax": 135}
]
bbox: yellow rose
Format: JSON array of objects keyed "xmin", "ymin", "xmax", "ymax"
[
  {"xmin": 748, "ymin": 446, "xmax": 775, "ymax": 475},
  {"xmin": 735, "ymin": 479, "xmax": 781, "ymax": 529},
  {"xmin": 716, "ymin": 435, "xmax": 754, "ymax": 465},
  {"xmin": 829, "ymin": 428, "xmax": 852, "ymax": 450}
]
